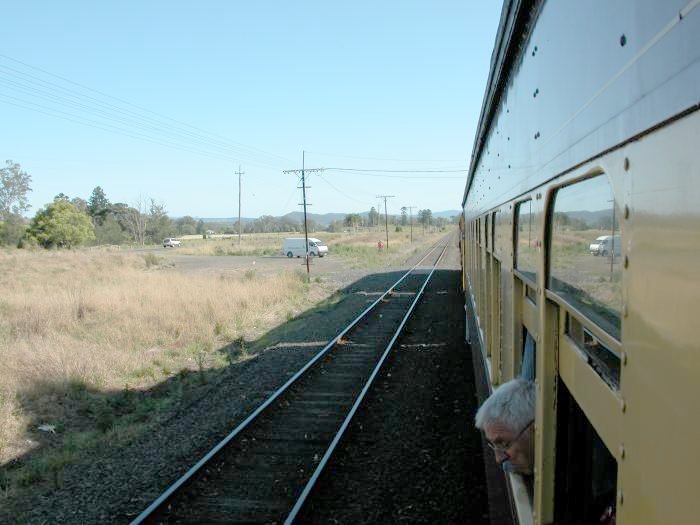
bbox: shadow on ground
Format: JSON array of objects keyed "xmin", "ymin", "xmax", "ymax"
[{"xmin": 1, "ymin": 270, "xmax": 411, "ymax": 497}]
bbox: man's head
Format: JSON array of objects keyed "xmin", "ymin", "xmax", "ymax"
[{"xmin": 474, "ymin": 378, "xmax": 535, "ymax": 475}]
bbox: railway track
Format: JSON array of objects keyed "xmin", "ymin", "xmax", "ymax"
[{"xmin": 131, "ymin": 242, "xmax": 449, "ymax": 525}]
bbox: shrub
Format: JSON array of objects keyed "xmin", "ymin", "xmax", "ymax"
[{"xmin": 143, "ymin": 253, "xmax": 160, "ymax": 268}]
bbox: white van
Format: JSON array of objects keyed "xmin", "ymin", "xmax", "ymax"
[
  {"xmin": 589, "ymin": 235, "xmax": 621, "ymax": 256},
  {"xmin": 282, "ymin": 237, "xmax": 328, "ymax": 258}
]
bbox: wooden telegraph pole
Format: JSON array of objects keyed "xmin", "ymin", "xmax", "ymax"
[
  {"xmin": 377, "ymin": 195, "xmax": 395, "ymax": 250},
  {"xmin": 283, "ymin": 152, "xmax": 324, "ymax": 281}
]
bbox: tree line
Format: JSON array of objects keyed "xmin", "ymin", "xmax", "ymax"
[{"xmin": 0, "ymin": 161, "xmax": 456, "ymax": 249}]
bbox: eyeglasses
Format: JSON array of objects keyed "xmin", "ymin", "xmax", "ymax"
[{"xmin": 486, "ymin": 419, "xmax": 534, "ymax": 454}]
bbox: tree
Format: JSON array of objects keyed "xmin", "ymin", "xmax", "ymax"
[
  {"xmin": 418, "ymin": 209, "xmax": 433, "ymax": 232},
  {"xmin": 71, "ymin": 197, "xmax": 88, "ymax": 213},
  {"xmin": 0, "ymin": 161, "xmax": 33, "ymax": 246},
  {"xmin": 115, "ymin": 199, "xmax": 148, "ymax": 245},
  {"xmin": 344, "ymin": 213, "xmax": 362, "ymax": 232},
  {"xmin": 27, "ymin": 198, "xmax": 95, "ymax": 248},
  {"xmin": 87, "ymin": 186, "xmax": 111, "ymax": 225},
  {"xmin": 146, "ymin": 199, "xmax": 173, "ymax": 242},
  {"xmin": 176, "ymin": 215, "xmax": 197, "ymax": 235},
  {"xmin": 0, "ymin": 214, "xmax": 28, "ymax": 246},
  {"xmin": 0, "ymin": 160, "xmax": 32, "ymax": 217},
  {"xmin": 94, "ymin": 214, "xmax": 128, "ymax": 245},
  {"xmin": 400, "ymin": 207, "xmax": 408, "ymax": 226},
  {"xmin": 368, "ymin": 207, "xmax": 379, "ymax": 227}
]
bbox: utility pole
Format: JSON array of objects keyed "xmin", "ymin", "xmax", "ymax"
[
  {"xmin": 406, "ymin": 206, "xmax": 416, "ymax": 243},
  {"xmin": 377, "ymin": 195, "xmax": 395, "ymax": 250},
  {"xmin": 283, "ymin": 152, "xmax": 324, "ymax": 281},
  {"xmin": 235, "ymin": 165, "xmax": 245, "ymax": 248}
]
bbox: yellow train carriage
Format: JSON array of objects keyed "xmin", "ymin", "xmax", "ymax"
[{"xmin": 462, "ymin": 1, "xmax": 700, "ymax": 524}]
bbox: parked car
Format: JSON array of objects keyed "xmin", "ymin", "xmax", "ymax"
[
  {"xmin": 163, "ymin": 238, "xmax": 181, "ymax": 248},
  {"xmin": 282, "ymin": 237, "xmax": 328, "ymax": 258},
  {"xmin": 589, "ymin": 235, "xmax": 620, "ymax": 256}
]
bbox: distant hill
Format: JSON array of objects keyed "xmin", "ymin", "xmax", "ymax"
[
  {"xmin": 432, "ymin": 210, "xmax": 461, "ymax": 219},
  {"xmin": 197, "ymin": 217, "xmax": 256, "ymax": 225},
  {"xmin": 194, "ymin": 209, "xmax": 461, "ymax": 227},
  {"xmin": 280, "ymin": 212, "xmax": 347, "ymax": 227}
]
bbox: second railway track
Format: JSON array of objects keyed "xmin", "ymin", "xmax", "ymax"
[{"xmin": 132, "ymin": 242, "xmax": 449, "ymax": 525}]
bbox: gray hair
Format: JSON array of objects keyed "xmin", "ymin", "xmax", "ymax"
[{"xmin": 474, "ymin": 378, "xmax": 535, "ymax": 432}]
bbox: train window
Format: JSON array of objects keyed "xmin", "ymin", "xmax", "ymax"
[
  {"xmin": 525, "ymin": 284, "xmax": 537, "ymax": 305},
  {"xmin": 485, "ymin": 214, "xmax": 489, "ymax": 249},
  {"xmin": 493, "ymin": 208, "xmax": 509, "ymax": 259},
  {"xmin": 548, "ymin": 176, "xmax": 622, "ymax": 340},
  {"xmin": 515, "ymin": 199, "xmax": 537, "ymax": 282},
  {"xmin": 555, "ymin": 381, "xmax": 617, "ymax": 525},
  {"xmin": 520, "ymin": 329, "xmax": 535, "ymax": 380},
  {"xmin": 567, "ymin": 314, "xmax": 620, "ymax": 390}
]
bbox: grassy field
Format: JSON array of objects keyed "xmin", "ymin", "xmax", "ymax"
[
  {"xmin": 173, "ymin": 228, "xmax": 443, "ymax": 267},
  {"xmin": 0, "ymin": 227, "xmax": 449, "ymax": 492},
  {"xmin": 0, "ymin": 249, "xmax": 330, "ymax": 484}
]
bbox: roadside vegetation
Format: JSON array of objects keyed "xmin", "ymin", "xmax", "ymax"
[
  {"xmin": 1, "ymin": 159, "xmax": 457, "ymax": 497},
  {"xmin": 0, "ymin": 226, "xmax": 451, "ymax": 498},
  {"xmin": 0, "ymin": 248, "xmax": 332, "ymax": 492},
  {"xmin": 173, "ymin": 229, "xmax": 445, "ymax": 267}
]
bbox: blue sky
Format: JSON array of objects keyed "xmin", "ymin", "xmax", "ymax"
[{"xmin": 1, "ymin": 1, "xmax": 502, "ymax": 218}]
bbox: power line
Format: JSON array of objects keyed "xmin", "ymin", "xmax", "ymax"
[
  {"xmin": 305, "ymin": 149, "xmax": 466, "ymax": 163},
  {"xmin": 324, "ymin": 167, "xmax": 465, "ymax": 179},
  {"xmin": 0, "ymin": 54, "xmax": 292, "ymax": 168},
  {"xmin": 327, "ymin": 167, "xmax": 467, "ymax": 173},
  {"xmin": 0, "ymin": 92, "xmax": 247, "ymax": 164},
  {"xmin": 0, "ymin": 54, "xmax": 292, "ymax": 164},
  {"xmin": 316, "ymin": 173, "xmax": 375, "ymax": 204}
]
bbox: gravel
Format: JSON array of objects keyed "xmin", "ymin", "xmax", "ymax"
[{"xmin": 298, "ymin": 245, "xmax": 491, "ymax": 524}]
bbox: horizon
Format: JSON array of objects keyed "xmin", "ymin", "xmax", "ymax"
[{"xmin": 1, "ymin": 2, "xmax": 503, "ymax": 218}]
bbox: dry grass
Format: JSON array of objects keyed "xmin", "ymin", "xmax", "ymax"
[
  {"xmin": 172, "ymin": 229, "xmax": 445, "ymax": 262},
  {"xmin": 177, "ymin": 232, "xmax": 292, "ymax": 256},
  {"xmin": 0, "ymin": 248, "xmax": 328, "ymax": 466},
  {"xmin": 327, "ymin": 229, "xmax": 447, "ymax": 268},
  {"xmin": 0, "ymin": 226, "xmax": 451, "ymax": 486}
]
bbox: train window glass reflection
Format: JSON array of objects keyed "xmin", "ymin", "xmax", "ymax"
[
  {"xmin": 549, "ymin": 176, "xmax": 622, "ymax": 340},
  {"xmin": 515, "ymin": 199, "xmax": 537, "ymax": 282},
  {"xmin": 493, "ymin": 208, "xmax": 508, "ymax": 258}
]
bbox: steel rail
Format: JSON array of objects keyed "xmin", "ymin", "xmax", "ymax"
[
  {"xmin": 285, "ymin": 243, "xmax": 449, "ymax": 523},
  {"xmin": 130, "ymin": 242, "xmax": 444, "ymax": 525}
]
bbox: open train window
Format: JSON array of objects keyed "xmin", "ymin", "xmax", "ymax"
[
  {"xmin": 485, "ymin": 214, "xmax": 489, "ymax": 250},
  {"xmin": 548, "ymin": 175, "xmax": 621, "ymax": 340},
  {"xmin": 491, "ymin": 210, "xmax": 497, "ymax": 256},
  {"xmin": 515, "ymin": 199, "xmax": 537, "ymax": 283},
  {"xmin": 520, "ymin": 329, "xmax": 535, "ymax": 380},
  {"xmin": 567, "ymin": 314, "xmax": 620, "ymax": 390},
  {"xmin": 555, "ymin": 381, "xmax": 617, "ymax": 525}
]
